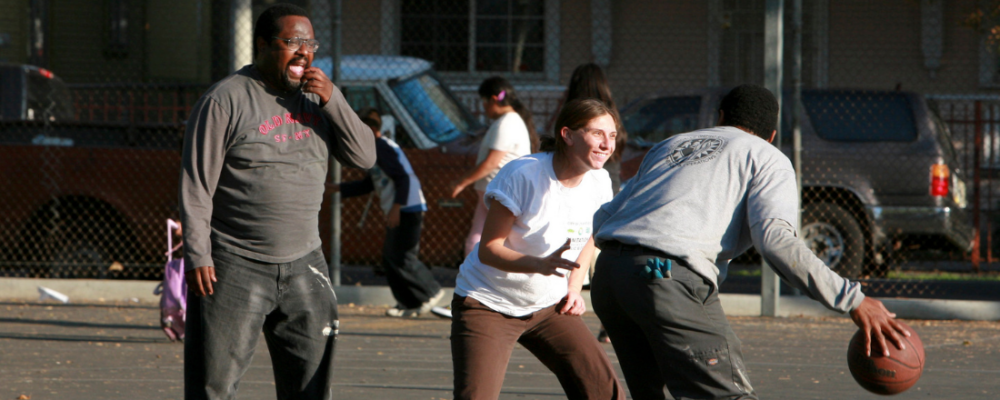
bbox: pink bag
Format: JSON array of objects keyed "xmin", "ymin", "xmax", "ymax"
[
  {"xmin": 158, "ymin": 258, "xmax": 187, "ymax": 341},
  {"xmin": 155, "ymin": 219, "xmax": 187, "ymax": 341}
]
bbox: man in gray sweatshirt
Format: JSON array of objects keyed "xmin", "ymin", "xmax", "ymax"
[
  {"xmin": 591, "ymin": 85, "xmax": 909, "ymax": 400},
  {"xmin": 179, "ymin": 4, "xmax": 375, "ymax": 399}
]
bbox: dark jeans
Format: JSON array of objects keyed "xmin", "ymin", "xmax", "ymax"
[
  {"xmin": 384, "ymin": 211, "xmax": 440, "ymax": 308},
  {"xmin": 450, "ymin": 295, "xmax": 625, "ymax": 400},
  {"xmin": 591, "ymin": 244, "xmax": 757, "ymax": 400},
  {"xmin": 184, "ymin": 247, "xmax": 339, "ymax": 400}
]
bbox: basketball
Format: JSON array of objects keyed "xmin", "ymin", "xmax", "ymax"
[{"xmin": 846, "ymin": 321, "xmax": 925, "ymax": 395}]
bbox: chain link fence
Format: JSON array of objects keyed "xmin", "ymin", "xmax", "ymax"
[{"xmin": 1, "ymin": 0, "xmax": 997, "ymax": 301}]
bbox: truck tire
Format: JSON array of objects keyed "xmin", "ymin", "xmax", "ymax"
[{"xmin": 801, "ymin": 203, "xmax": 865, "ymax": 279}]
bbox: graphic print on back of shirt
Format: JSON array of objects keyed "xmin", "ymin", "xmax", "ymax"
[{"xmin": 667, "ymin": 136, "xmax": 728, "ymax": 167}]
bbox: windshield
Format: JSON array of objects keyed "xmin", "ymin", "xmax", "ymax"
[
  {"xmin": 621, "ymin": 95, "xmax": 701, "ymax": 146},
  {"xmin": 802, "ymin": 91, "xmax": 917, "ymax": 142},
  {"xmin": 390, "ymin": 72, "xmax": 476, "ymax": 143}
]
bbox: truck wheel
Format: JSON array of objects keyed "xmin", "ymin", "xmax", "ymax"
[{"xmin": 801, "ymin": 203, "xmax": 865, "ymax": 279}]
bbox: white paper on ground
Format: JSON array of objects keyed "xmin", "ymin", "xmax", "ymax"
[{"xmin": 38, "ymin": 286, "xmax": 70, "ymax": 303}]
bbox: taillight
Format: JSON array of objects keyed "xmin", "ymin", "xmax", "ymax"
[
  {"xmin": 38, "ymin": 68, "xmax": 54, "ymax": 79},
  {"xmin": 931, "ymin": 163, "xmax": 949, "ymax": 197}
]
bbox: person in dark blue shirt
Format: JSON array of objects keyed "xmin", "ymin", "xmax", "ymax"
[{"xmin": 333, "ymin": 110, "xmax": 445, "ymax": 317}]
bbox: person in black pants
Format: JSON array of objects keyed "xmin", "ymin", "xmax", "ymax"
[
  {"xmin": 180, "ymin": 5, "xmax": 376, "ymax": 399},
  {"xmin": 333, "ymin": 110, "xmax": 444, "ymax": 317}
]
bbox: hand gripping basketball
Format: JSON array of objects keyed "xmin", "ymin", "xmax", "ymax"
[{"xmin": 849, "ymin": 297, "xmax": 910, "ymax": 357}]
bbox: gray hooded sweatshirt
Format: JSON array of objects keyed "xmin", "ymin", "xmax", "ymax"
[{"xmin": 594, "ymin": 126, "xmax": 864, "ymax": 313}]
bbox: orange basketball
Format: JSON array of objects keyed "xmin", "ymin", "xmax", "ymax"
[{"xmin": 846, "ymin": 321, "xmax": 925, "ymax": 395}]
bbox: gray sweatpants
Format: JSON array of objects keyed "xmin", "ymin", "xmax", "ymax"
[
  {"xmin": 591, "ymin": 243, "xmax": 757, "ymax": 400},
  {"xmin": 184, "ymin": 247, "xmax": 339, "ymax": 400}
]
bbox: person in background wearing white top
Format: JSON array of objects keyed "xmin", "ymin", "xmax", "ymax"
[
  {"xmin": 448, "ymin": 76, "xmax": 539, "ymax": 258},
  {"xmin": 449, "ymin": 99, "xmax": 626, "ymax": 400}
]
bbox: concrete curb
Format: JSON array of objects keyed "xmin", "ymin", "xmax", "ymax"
[{"xmin": 2, "ymin": 278, "xmax": 998, "ymax": 320}]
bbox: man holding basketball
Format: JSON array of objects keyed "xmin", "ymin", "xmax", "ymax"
[
  {"xmin": 591, "ymin": 84, "xmax": 910, "ymax": 400},
  {"xmin": 179, "ymin": 4, "xmax": 375, "ymax": 399}
]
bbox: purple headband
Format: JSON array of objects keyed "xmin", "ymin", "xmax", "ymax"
[{"xmin": 497, "ymin": 90, "xmax": 506, "ymax": 102}]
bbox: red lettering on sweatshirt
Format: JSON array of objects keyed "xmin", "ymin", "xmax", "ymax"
[{"xmin": 260, "ymin": 112, "xmax": 319, "ymax": 137}]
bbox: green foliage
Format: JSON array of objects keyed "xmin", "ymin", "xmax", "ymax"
[{"xmin": 964, "ymin": 1, "xmax": 1000, "ymax": 52}]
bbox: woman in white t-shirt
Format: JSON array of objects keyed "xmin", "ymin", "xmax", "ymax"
[
  {"xmin": 448, "ymin": 77, "xmax": 538, "ymax": 257},
  {"xmin": 449, "ymin": 98, "xmax": 625, "ymax": 399}
]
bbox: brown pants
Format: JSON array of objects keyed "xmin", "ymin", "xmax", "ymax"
[{"xmin": 450, "ymin": 295, "xmax": 625, "ymax": 400}]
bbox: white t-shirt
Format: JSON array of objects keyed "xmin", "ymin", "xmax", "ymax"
[
  {"xmin": 455, "ymin": 152, "xmax": 613, "ymax": 316},
  {"xmin": 474, "ymin": 112, "xmax": 531, "ymax": 191}
]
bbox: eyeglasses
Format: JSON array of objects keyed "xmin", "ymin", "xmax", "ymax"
[{"xmin": 272, "ymin": 37, "xmax": 320, "ymax": 53}]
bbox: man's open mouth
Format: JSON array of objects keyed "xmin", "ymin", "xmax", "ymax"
[{"xmin": 288, "ymin": 60, "xmax": 308, "ymax": 78}]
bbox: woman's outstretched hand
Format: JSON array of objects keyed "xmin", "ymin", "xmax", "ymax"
[{"xmin": 536, "ymin": 239, "xmax": 579, "ymax": 277}]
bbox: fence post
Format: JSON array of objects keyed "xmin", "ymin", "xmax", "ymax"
[
  {"xmin": 328, "ymin": 0, "xmax": 344, "ymax": 286},
  {"xmin": 762, "ymin": 0, "xmax": 784, "ymax": 317},
  {"xmin": 791, "ymin": 0, "xmax": 803, "ymax": 297},
  {"xmin": 973, "ymin": 100, "xmax": 983, "ymax": 272}
]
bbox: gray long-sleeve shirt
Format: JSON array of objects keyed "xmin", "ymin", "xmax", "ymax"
[
  {"xmin": 594, "ymin": 126, "xmax": 864, "ymax": 313},
  {"xmin": 179, "ymin": 65, "xmax": 376, "ymax": 270}
]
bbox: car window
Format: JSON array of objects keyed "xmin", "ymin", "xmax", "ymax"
[
  {"xmin": 621, "ymin": 95, "xmax": 700, "ymax": 146},
  {"xmin": 390, "ymin": 72, "xmax": 474, "ymax": 144},
  {"xmin": 802, "ymin": 91, "xmax": 917, "ymax": 142},
  {"xmin": 26, "ymin": 69, "xmax": 74, "ymax": 121},
  {"xmin": 342, "ymin": 86, "xmax": 417, "ymax": 148}
]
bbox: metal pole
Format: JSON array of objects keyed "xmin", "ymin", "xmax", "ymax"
[
  {"xmin": 790, "ymin": 0, "xmax": 803, "ymax": 296},
  {"xmin": 230, "ymin": 0, "xmax": 252, "ymax": 73},
  {"xmin": 329, "ymin": 0, "xmax": 343, "ymax": 286},
  {"xmin": 973, "ymin": 101, "xmax": 983, "ymax": 273},
  {"xmin": 792, "ymin": 0, "xmax": 802, "ymax": 224},
  {"xmin": 761, "ymin": 0, "xmax": 784, "ymax": 317}
]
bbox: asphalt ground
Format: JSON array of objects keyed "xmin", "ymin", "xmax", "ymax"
[{"xmin": 1, "ymin": 300, "xmax": 999, "ymax": 400}]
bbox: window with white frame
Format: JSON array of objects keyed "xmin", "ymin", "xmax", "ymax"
[{"xmin": 389, "ymin": 0, "xmax": 557, "ymax": 81}]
